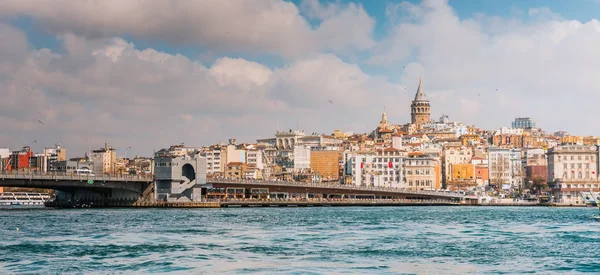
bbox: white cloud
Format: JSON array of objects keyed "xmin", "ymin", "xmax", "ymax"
[
  {"xmin": 0, "ymin": 26, "xmax": 401, "ymax": 156},
  {"xmin": 301, "ymin": 0, "xmax": 341, "ymax": 20},
  {"xmin": 1, "ymin": 0, "xmax": 374, "ymax": 58},
  {"xmin": 370, "ymin": 0, "xmax": 600, "ymax": 134},
  {"xmin": 4, "ymin": 0, "xmax": 600, "ymax": 155}
]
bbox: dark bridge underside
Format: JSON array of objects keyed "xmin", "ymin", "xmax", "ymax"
[{"xmin": 0, "ymin": 179, "xmax": 150, "ymax": 195}]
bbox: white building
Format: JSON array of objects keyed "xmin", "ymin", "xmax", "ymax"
[
  {"xmin": 494, "ymin": 127, "xmax": 524, "ymax": 136},
  {"xmin": 89, "ymin": 143, "xmax": 117, "ymax": 175},
  {"xmin": 225, "ymin": 144, "xmax": 245, "ymax": 165},
  {"xmin": 275, "ymin": 129, "xmax": 306, "ymax": 149},
  {"xmin": 200, "ymin": 146, "xmax": 223, "ymax": 174},
  {"xmin": 548, "ymin": 145, "xmax": 597, "ymax": 181},
  {"xmin": 404, "ymin": 156, "xmax": 437, "ymax": 190},
  {"xmin": 0, "ymin": 148, "xmax": 9, "ymax": 171},
  {"xmin": 346, "ymin": 148, "xmax": 404, "ymax": 188},
  {"xmin": 547, "ymin": 145, "xmax": 599, "ymax": 205},
  {"xmin": 246, "ymin": 149, "xmax": 264, "ymax": 170},
  {"xmin": 392, "ymin": 135, "xmax": 403, "ymax": 150},
  {"xmin": 293, "ymin": 146, "xmax": 311, "ymax": 172},
  {"xmin": 275, "ymin": 129, "xmax": 343, "ymax": 150},
  {"xmin": 421, "ymin": 115, "xmax": 469, "ymax": 137},
  {"xmin": 488, "ymin": 148, "xmax": 523, "ymax": 189},
  {"xmin": 523, "ymin": 148, "xmax": 547, "ymax": 166}
]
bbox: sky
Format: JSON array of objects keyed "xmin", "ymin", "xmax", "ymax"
[{"xmin": 1, "ymin": 0, "xmax": 600, "ymax": 157}]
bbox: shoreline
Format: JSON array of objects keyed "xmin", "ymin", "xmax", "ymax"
[{"xmin": 37, "ymin": 199, "xmax": 596, "ymax": 208}]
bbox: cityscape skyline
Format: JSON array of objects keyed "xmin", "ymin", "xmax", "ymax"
[
  {"xmin": 3, "ymin": 2, "xmax": 600, "ymax": 274},
  {"xmin": 2, "ymin": 0, "xmax": 600, "ymax": 156}
]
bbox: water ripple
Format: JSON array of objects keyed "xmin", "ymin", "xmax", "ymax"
[{"xmin": 1, "ymin": 206, "xmax": 599, "ymax": 274}]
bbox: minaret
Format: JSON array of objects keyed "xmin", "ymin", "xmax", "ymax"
[{"xmin": 410, "ymin": 76, "xmax": 431, "ymax": 128}]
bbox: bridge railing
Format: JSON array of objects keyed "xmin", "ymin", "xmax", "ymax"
[
  {"xmin": 0, "ymin": 171, "xmax": 153, "ymax": 182},
  {"xmin": 207, "ymin": 177, "xmax": 464, "ymax": 198},
  {"xmin": 219, "ymin": 198, "xmax": 459, "ymax": 204}
]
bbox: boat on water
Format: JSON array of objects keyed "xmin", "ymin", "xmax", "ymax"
[
  {"xmin": 580, "ymin": 190, "xmax": 600, "ymax": 207},
  {"xmin": 0, "ymin": 192, "xmax": 52, "ymax": 207}
]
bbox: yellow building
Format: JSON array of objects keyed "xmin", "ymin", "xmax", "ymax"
[
  {"xmin": 333, "ymin": 130, "xmax": 350, "ymax": 139},
  {"xmin": 561, "ymin": 135, "xmax": 583, "ymax": 145},
  {"xmin": 310, "ymin": 149, "xmax": 341, "ymax": 180},
  {"xmin": 434, "ymin": 164, "xmax": 442, "ymax": 190},
  {"xmin": 451, "ymin": 163, "xmax": 476, "ymax": 181},
  {"xmin": 226, "ymin": 162, "xmax": 247, "ymax": 179},
  {"xmin": 583, "ymin": 136, "xmax": 600, "ymax": 146},
  {"xmin": 426, "ymin": 132, "xmax": 456, "ymax": 140}
]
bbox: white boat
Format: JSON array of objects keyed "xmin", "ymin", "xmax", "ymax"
[
  {"xmin": 580, "ymin": 190, "xmax": 600, "ymax": 207},
  {"xmin": 0, "ymin": 192, "xmax": 52, "ymax": 206}
]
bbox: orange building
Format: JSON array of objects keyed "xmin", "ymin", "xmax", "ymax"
[
  {"xmin": 583, "ymin": 136, "xmax": 600, "ymax": 146},
  {"xmin": 451, "ymin": 164, "xmax": 476, "ymax": 181},
  {"xmin": 561, "ymin": 135, "xmax": 583, "ymax": 145},
  {"xmin": 475, "ymin": 165, "xmax": 489, "ymax": 185},
  {"xmin": 310, "ymin": 149, "xmax": 341, "ymax": 180}
]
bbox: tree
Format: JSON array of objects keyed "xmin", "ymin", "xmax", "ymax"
[{"xmin": 529, "ymin": 176, "xmax": 548, "ymax": 196}]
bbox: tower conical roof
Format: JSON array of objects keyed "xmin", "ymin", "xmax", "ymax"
[{"xmin": 414, "ymin": 76, "xmax": 427, "ymax": 102}]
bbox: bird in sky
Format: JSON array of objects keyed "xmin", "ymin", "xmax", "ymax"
[
  {"xmin": 37, "ymin": 120, "xmax": 44, "ymax": 125},
  {"xmin": 328, "ymin": 100, "xmax": 334, "ymax": 104}
]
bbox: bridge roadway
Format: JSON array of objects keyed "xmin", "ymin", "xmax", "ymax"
[
  {"xmin": 0, "ymin": 172, "xmax": 154, "ymax": 203},
  {"xmin": 0, "ymin": 172, "xmax": 463, "ymax": 204},
  {"xmin": 206, "ymin": 178, "xmax": 464, "ymax": 200}
]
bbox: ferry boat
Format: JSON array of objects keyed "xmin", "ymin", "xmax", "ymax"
[
  {"xmin": 580, "ymin": 190, "xmax": 600, "ymax": 207},
  {"xmin": 0, "ymin": 192, "xmax": 52, "ymax": 206}
]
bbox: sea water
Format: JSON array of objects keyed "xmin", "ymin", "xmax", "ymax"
[{"xmin": 1, "ymin": 206, "xmax": 599, "ymax": 274}]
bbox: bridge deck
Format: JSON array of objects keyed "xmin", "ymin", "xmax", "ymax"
[
  {"xmin": 207, "ymin": 178, "xmax": 464, "ymax": 199},
  {"xmin": 0, "ymin": 172, "xmax": 153, "ymax": 183}
]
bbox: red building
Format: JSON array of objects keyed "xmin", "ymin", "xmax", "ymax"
[
  {"xmin": 6, "ymin": 147, "xmax": 34, "ymax": 171},
  {"xmin": 525, "ymin": 165, "xmax": 548, "ymax": 181}
]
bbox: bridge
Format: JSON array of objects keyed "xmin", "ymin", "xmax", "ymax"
[
  {"xmin": 0, "ymin": 172, "xmax": 154, "ymax": 206},
  {"xmin": 206, "ymin": 178, "xmax": 464, "ymax": 200},
  {"xmin": 0, "ymin": 171, "xmax": 463, "ymax": 207}
]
